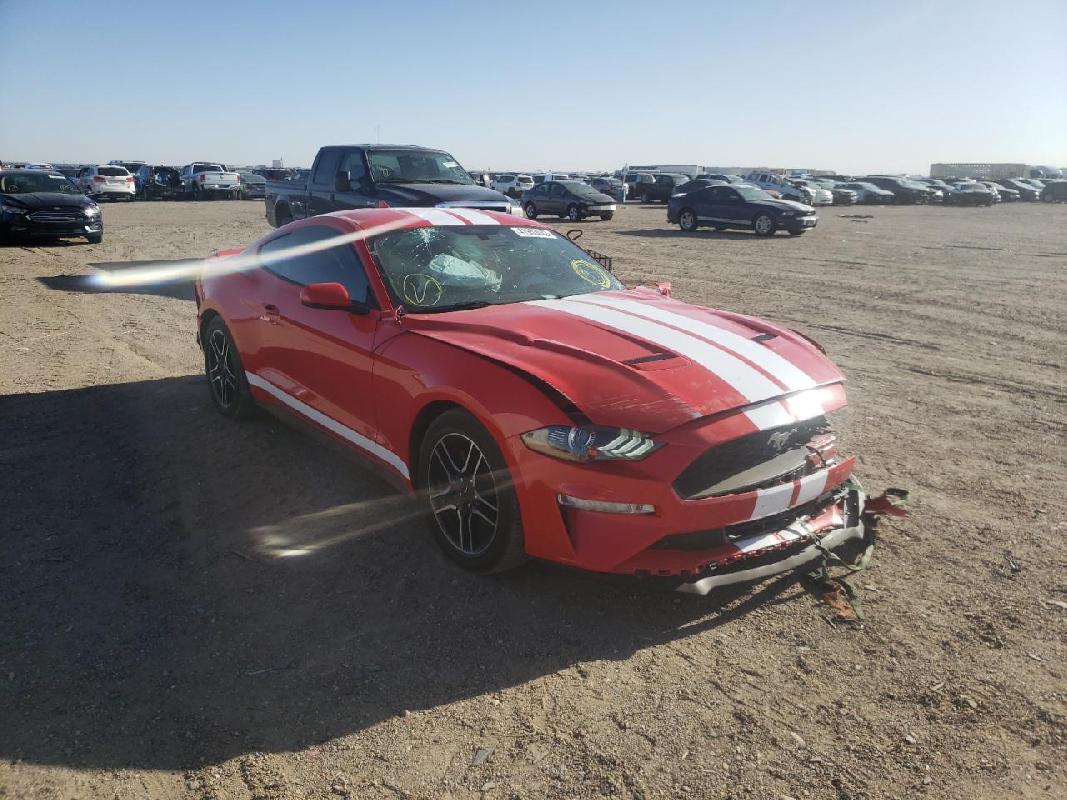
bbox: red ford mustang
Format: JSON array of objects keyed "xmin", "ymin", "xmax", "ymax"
[{"xmin": 195, "ymin": 208, "xmax": 881, "ymax": 593}]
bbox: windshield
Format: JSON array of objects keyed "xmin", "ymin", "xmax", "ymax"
[
  {"xmin": 366, "ymin": 149, "xmax": 473, "ymax": 185},
  {"xmin": 561, "ymin": 181, "xmax": 605, "ymax": 198},
  {"xmin": 734, "ymin": 185, "xmax": 773, "ymax": 201},
  {"xmin": 370, "ymin": 225, "xmax": 623, "ymax": 313},
  {"xmin": 0, "ymin": 173, "xmax": 82, "ymax": 194}
]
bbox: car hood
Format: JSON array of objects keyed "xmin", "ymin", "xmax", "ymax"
[
  {"xmin": 403, "ymin": 289, "xmax": 844, "ymax": 432},
  {"xmin": 753, "ymin": 197, "xmax": 815, "ymax": 213},
  {"xmin": 1, "ymin": 192, "xmax": 94, "ymax": 210},
  {"xmin": 377, "ymin": 182, "xmax": 510, "ymax": 207},
  {"xmin": 572, "ymin": 190, "xmax": 616, "ymax": 204}
]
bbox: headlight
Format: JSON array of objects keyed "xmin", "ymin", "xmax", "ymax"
[
  {"xmin": 84, "ymin": 204, "xmax": 100, "ymax": 216},
  {"xmin": 781, "ymin": 210, "xmax": 795, "ymax": 216},
  {"xmin": 522, "ymin": 425, "xmax": 662, "ymax": 462},
  {"xmin": 0, "ymin": 201, "xmax": 28, "ymax": 215}
]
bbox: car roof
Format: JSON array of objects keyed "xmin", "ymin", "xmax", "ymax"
[
  {"xmin": 0, "ymin": 169, "xmax": 67, "ymax": 176},
  {"xmin": 323, "ymin": 144, "xmax": 448, "ymax": 152}
]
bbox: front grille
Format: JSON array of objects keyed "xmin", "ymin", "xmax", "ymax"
[
  {"xmin": 653, "ymin": 492, "xmax": 836, "ymax": 551},
  {"xmin": 673, "ymin": 416, "xmax": 830, "ymax": 500},
  {"xmin": 28, "ymin": 210, "xmax": 84, "ymax": 223}
]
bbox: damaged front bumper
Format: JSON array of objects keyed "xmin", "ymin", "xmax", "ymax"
[{"xmin": 676, "ymin": 482, "xmax": 869, "ymax": 595}]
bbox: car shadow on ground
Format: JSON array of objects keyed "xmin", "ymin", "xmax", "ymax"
[
  {"xmin": 0, "ymin": 375, "xmax": 809, "ymax": 771},
  {"xmin": 37, "ymin": 259, "xmax": 201, "ymax": 300},
  {"xmin": 614, "ymin": 228, "xmax": 793, "ymax": 241}
]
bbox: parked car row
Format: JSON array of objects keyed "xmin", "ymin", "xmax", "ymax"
[{"xmin": 2, "ymin": 160, "xmax": 281, "ymax": 202}]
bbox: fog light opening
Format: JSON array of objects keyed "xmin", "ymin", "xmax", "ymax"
[{"xmin": 557, "ymin": 494, "xmax": 656, "ymax": 515}]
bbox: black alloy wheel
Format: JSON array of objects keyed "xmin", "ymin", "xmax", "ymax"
[
  {"xmin": 419, "ymin": 409, "xmax": 524, "ymax": 573},
  {"xmin": 203, "ymin": 318, "xmax": 255, "ymax": 419}
]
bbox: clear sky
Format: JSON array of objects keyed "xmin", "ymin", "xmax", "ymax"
[{"xmin": 1, "ymin": 0, "xmax": 1064, "ymax": 174}]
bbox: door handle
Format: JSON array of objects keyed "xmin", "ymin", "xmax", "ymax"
[{"xmin": 262, "ymin": 304, "xmax": 281, "ymax": 324}]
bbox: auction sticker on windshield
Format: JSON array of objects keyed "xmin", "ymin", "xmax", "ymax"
[{"xmin": 511, "ymin": 227, "xmax": 557, "ymax": 238}]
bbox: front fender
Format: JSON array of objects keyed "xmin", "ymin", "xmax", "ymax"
[{"xmin": 371, "ymin": 332, "xmax": 574, "ymax": 474}]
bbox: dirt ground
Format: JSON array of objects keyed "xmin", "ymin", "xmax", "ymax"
[{"xmin": 1, "ymin": 199, "xmax": 1064, "ymax": 800}]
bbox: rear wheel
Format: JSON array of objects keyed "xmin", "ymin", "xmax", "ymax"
[
  {"xmin": 566, "ymin": 204, "xmax": 581, "ymax": 221},
  {"xmin": 419, "ymin": 409, "xmax": 525, "ymax": 573},
  {"xmin": 752, "ymin": 213, "xmax": 777, "ymax": 236},
  {"xmin": 275, "ymin": 206, "xmax": 293, "ymax": 227},
  {"xmin": 523, "ymin": 202, "xmax": 537, "ymax": 219},
  {"xmin": 192, "ymin": 184, "xmax": 202, "ymax": 201},
  {"xmin": 599, "ymin": 212, "xmax": 613, "ymax": 221},
  {"xmin": 203, "ymin": 317, "xmax": 255, "ymax": 419},
  {"xmin": 679, "ymin": 208, "xmax": 698, "ymax": 232}
]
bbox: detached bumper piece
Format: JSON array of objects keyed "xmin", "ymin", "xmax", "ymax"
[{"xmin": 676, "ymin": 482, "xmax": 904, "ymax": 595}]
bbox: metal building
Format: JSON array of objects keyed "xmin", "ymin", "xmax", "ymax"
[{"xmin": 930, "ymin": 163, "xmax": 1028, "ymax": 179}]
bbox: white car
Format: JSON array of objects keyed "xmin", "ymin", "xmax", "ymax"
[
  {"xmin": 181, "ymin": 162, "xmax": 241, "ymax": 200},
  {"xmin": 789, "ymin": 179, "xmax": 834, "ymax": 205},
  {"xmin": 77, "ymin": 165, "xmax": 136, "ymax": 200},
  {"xmin": 491, "ymin": 173, "xmax": 535, "ymax": 198}
]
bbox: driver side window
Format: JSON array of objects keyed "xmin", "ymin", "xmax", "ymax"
[
  {"xmin": 339, "ymin": 151, "xmax": 367, "ymax": 184},
  {"xmin": 259, "ymin": 225, "xmax": 374, "ymax": 305}
]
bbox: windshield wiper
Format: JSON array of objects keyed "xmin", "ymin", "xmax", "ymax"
[{"xmin": 417, "ymin": 300, "xmax": 492, "ymax": 313}]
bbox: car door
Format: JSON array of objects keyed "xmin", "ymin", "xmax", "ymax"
[
  {"xmin": 307, "ymin": 148, "xmax": 342, "ymax": 216},
  {"xmin": 542, "ymin": 182, "xmax": 563, "ymax": 214},
  {"xmin": 698, "ymin": 186, "xmax": 734, "ymax": 224},
  {"xmin": 253, "ymin": 223, "xmax": 384, "ymax": 445}
]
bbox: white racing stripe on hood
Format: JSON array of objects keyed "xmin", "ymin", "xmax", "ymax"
[
  {"xmin": 571, "ymin": 295, "xmax": 816, "ymax": 392},
  {"xmin": 405, "ymin": 208, "xmax": 466, "ymax": 226},
  {"xmin": 445, "ymin": 208, "xmax": 499, "ymax": 225},
  {"xmin": 530, "ymin": 298, "xmax": 795, "ymax": 429}
]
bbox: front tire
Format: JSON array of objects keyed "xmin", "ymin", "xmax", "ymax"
[
  {"xmin": 678, "ymin": 208, "xmax": 698, "ymax": 232},
  {"xmin": 599, "ymin": 212, "xmax": 613, "ymax": 221},
  {"xmin": 419, "ymin": 409, "xmax": 525, "ymax": 573},
  {"xmin": 203, "ymin": 317, "xmax": 255, "ymax": 419},
  {"xmin": 85, "ymin": 233, "xmax": 103, "ymax": 244},
  {"xmin": 752, "ymin": 213, "xmax": 777, "ymax": 236}
]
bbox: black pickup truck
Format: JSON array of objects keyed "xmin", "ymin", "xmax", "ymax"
[{"xmin": 264, "ymin": 144, "xmax": 515, "ymax": 227}]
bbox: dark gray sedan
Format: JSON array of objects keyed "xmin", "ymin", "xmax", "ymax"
[{"xmin": 522, "ymin": 180, "xmax": 618, "ymax": 221}]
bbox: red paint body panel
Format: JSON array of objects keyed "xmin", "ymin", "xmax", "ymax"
[{"xmin": 197, "ymin": 208, "xmax": 859, "ymax": 576}]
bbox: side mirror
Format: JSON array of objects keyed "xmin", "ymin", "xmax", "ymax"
[
  {"xmin": 300, "ymin": 282, "xmax": 353, "ymax": 310},
  {"xmin": 334, "ymin": 171, "xmax": 350, "ymax": 192}
]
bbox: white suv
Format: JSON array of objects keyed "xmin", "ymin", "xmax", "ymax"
[
  {"xmin": 78, "ymin": 165, "xmax": 136, "ymax": 200},
  {"xmin": 491, "ymin": 173, "xmax": 535, "ymax": 198}
]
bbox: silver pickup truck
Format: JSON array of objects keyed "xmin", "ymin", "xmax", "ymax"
[{"xmin": 181, "ymin": 162, "xmax": 240, "ymax": 200}]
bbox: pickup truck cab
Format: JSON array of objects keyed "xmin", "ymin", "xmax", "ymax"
[
  {"xmin": 182, "ymin": 163, "xmax": 240, "ymax": 200},
  {"xmin": 743, "ymin": 172, "xmax": 814, "ymax": 204},
  {"xmin": 265, "ymin": 144, "xmax": 514, "ymax": 227}
]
